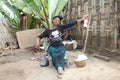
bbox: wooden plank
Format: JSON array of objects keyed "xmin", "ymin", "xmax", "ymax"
[
  {"xmin": 16, "ymin": 28, "xmax": 45, "ymax": 48},
  {"xmin": 93, "ymin": 54, "xmax": 110, "ymax": 61}
]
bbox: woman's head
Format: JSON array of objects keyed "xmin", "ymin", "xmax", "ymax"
[{"xmin": 52, "ymin": 16, "xmax": 63, "ymax": 26}]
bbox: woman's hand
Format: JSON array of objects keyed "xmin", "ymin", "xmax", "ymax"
[
  {"xmin": 33, "ymin": 38, "xmax": 40, "ymax": 51},
  {"xmin": 82, "ymin": 15, "xmax": 88, "ymax": 21},
  {"xmin": 77, "ymin": 15, "xmax": 88, "ymax": 23}
]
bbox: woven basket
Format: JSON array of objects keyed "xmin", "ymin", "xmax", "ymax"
[
  {"xmin": 74, "ymin": 60, "xmax": 87, "ymax": 67},
  {"xmin": 65, "ymin": 43, "xmax": 73, "ymax": 51}
]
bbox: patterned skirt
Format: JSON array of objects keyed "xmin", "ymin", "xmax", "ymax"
[{"xmin": 48, "ymin": 45, "xmax": 66, "ymax": 70}]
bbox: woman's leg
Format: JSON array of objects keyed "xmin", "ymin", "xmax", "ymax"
[{"xmin": 48, "ymin": 46, "xmax": 66, "ymax": 70}]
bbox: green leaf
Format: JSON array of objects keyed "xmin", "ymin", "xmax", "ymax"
[
  {"xmin": 11, "ymin": 0, "xmax": 26, "ymax": 10},
  {"xmin": 27, "ymin": 1, "xmax": 41, "ymax": 15},
  {"xmin": 1, "ymin": 0, "xmax": 20, "ymax": 25},
  {"xmin": 23, "ymin": 0, "xmax": 33, "ymax": 3},
  {"xmin": 22, "ymin": 7, "xmax": 32, "ymax": 14},
  {"xmin": 48, "ymin": 0, "xmax": 68, "ymax": 26},
  {"xmin": 0, "ymin": 0, "xmax": 68, "ymax": 29},
  {"xmin": 54, "ymin": 0, "xmax": 68, "ymax": 16},
  {"xmin": 48, "ymin": 0, "xmax": 58, "ymax": 25},
  {"xmin": 34, "ymin": 0, "xmax": 41, "ymax": 7},
  {"xmin": 0, "ymin": 7, "xmax": 18, "ymax": 29},
  {"xmin": 26, "ymin": 14, "xmax": 34, "ymax": 29},
  {"xmin": 40, "ymin": 0, "xmax": 50, "ymax": 27}
]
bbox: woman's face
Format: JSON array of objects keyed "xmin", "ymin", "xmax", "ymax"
[{"xmin": 52, "ymin": 18, "xmax": 60, "ymax": 26}]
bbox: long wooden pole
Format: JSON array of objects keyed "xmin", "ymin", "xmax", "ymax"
[{"xmin": 82, "ymin": 15, "xmax": 91, "ymax": 53}]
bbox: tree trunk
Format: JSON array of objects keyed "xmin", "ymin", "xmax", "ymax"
[{"xmin": 20, "ymin": 13, "xmax": 27, "ymax": 31}]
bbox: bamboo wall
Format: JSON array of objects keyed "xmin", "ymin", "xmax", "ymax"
[{"xmin": 64, "ymin": 0, "xmax": 120, "ymax": 51}]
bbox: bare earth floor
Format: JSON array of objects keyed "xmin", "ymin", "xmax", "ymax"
[{"xmin": 0, "ymin": 48, "xmax": 120, "ymax": 80}]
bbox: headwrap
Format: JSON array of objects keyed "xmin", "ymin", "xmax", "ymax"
[{"xmin": 53, "ymin": 16, "xmax": 63, "ymax": 21}]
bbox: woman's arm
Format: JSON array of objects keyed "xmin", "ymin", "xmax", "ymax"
[
  {"xmin": 33, "ymin": 29, "xmax": 48, "ymax": 50},
  {"xmin": 60, "ymin": 15, "xmax": 88, "ymax": 30},
  {"xmin": 33, "ymin": 38, "xmax": 41, "ymax": 50},
  {"xmin": 59, "ymin": 20, "xmax": 77, "ymax": 30}
]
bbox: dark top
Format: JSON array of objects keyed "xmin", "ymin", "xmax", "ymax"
[{"xmin": 38, "ymin": 20, "xmax": 77, "ymax": 46}]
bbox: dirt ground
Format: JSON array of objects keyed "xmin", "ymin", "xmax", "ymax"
[{"xmin": 0, "ymin": 48, "xmax": 120, "ymax": 80}]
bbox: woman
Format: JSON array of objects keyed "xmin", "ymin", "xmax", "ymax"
[{"xmin": 34, "ymin": 15, "xmax": 88, "ymax": 77}]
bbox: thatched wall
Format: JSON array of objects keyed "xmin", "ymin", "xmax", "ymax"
[
  {"xmin": 0, "ymin": 16, "xmax": 17, "ymax": 49},
  {"xmin": 64, "ymin": 0, "xmax": 120, "ymax": 51}
]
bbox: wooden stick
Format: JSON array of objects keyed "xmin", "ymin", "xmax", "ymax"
[{"xmin": 82, "ymin": 15, "xmax": 91, "ymax": 53}]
